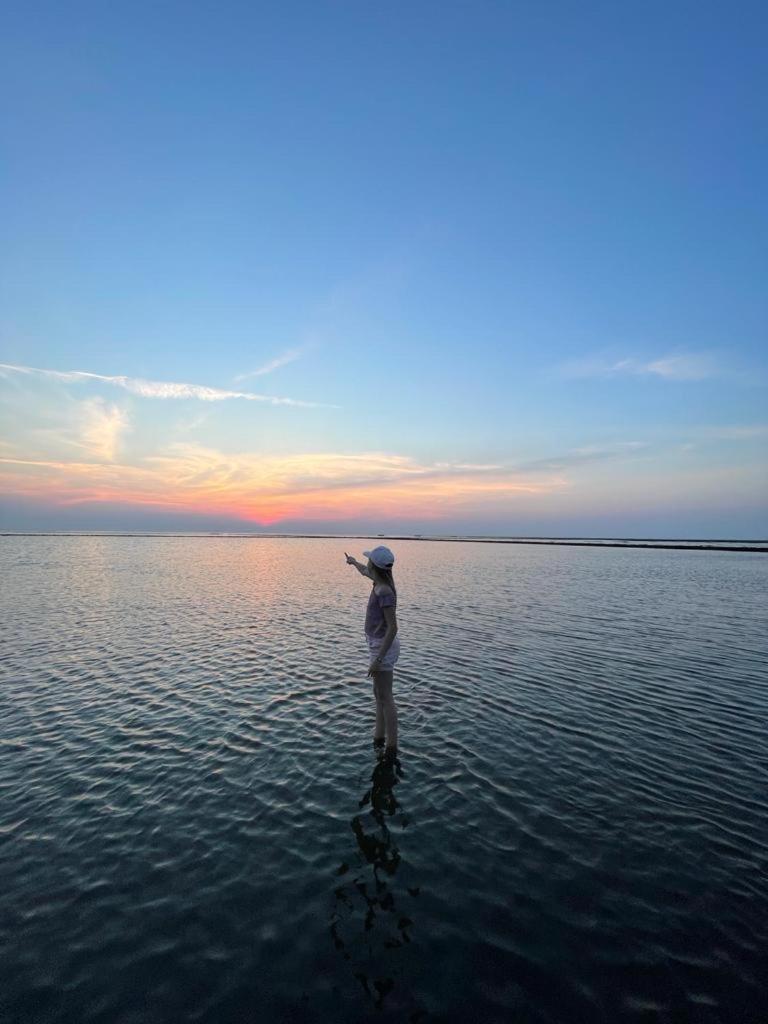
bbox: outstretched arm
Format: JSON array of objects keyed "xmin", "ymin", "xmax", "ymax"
[{"xmin": 345, "ymin": 551, "xmax": 373, "ymax": 579}]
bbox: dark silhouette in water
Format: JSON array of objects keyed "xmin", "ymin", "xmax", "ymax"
[{"xmin": 330, "ymin": 748, "xmax": 426, "ymax": 1020}]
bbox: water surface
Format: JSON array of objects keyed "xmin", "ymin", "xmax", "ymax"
[{"xmin": 1, "ymin": 536, "xmax": 766, "ymax": 1022}]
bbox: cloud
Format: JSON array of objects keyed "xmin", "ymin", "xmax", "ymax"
[
  {"xmin": 233, "ymin": 348, "xmax": 302, "ymax": 382},
  {"xmin": 79, "ymin": 398, "xmax": 130, "ymax": 461},
  {"xmin": 559, "ymin": 352, "xmax": 718, "ymax": 381},
  {"xmin": 0, "ymin": 362, "xmax": 336, "ymax": 408},
  {"xmin": 0, "ymin": 384, "xmax": 131, "ymax": 465},
  {"xmin": 0, "ymin": 445, "xmax": 564, "ymax": 525},
  {"xmin": 4, "ymin": 432, "xmax": 763, "ymax": 532},
  {"xmin": 700, "ymin": 424, "xmax": 768, "ymax": 440},
  {"xmin": 569, "ymin": 442, "xmax": 647, "ymax": 456},
  {"xmin": 641, "ymin": 355, "xmax": 718, "ymax": 380},
  {"xmin": 434, "ymin": 461, "xmax": 504, "ymax": 471},
  {"xmin": 172, "ymin": 412, "xmax": 210, "ymax": 435},
  {"xmin": 517, "ymin": 441, "xmax": 649, "ymax": 473}
]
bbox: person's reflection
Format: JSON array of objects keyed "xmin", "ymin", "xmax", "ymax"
[{"xmin": 330, "ymin": 750, "xmax": 424, "ymax": 1018}]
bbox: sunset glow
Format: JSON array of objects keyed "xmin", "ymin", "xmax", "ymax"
[{"xmin": 1, "ymin": 3, "xmax": 766, "ymax": 537}]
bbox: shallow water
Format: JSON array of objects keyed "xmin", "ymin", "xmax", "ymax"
[{"xmin": 1, "ymin": 536, "xmax": 766, "ymax": 1023}]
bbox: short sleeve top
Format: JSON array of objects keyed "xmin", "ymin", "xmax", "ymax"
[{"xmin": 364, "ymin": 584, "xmax": 396, "ymax": 639}]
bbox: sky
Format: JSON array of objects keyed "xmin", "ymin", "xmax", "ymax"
[{"xmin": 1, "ymin": 1, "xmax": 766, "ymax": 538}]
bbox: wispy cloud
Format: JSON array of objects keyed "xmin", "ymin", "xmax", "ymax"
[
  {"xmin": 700, "ymin": 424, "xmax": 768, "ymax": 440},
  {"xmin": 173, "ymin": 412, "xmax": 211, "ymax": 435},
  {"xmin": 640, "ymin": 354, "xmax": 718, "ymax": 380},
  {"xmin": 233, "ymin": 348, "xmax": 302, "ymax": 382},
  {"xmin": 0, "ymin": 362, "xmax": 336, "ymax": 408},
  {"xmin": 0, "ymin": 446, "xmax": 563, "ymax": 525},
  {"xmin": 517, "ymin": 442, "xmax": 649, "ymax": 473},
  {"xmin": 0, "ymin": 387, "xmax": 131, "ymax": 465},
  {"xmin": 559, "ymin": 352, "xmax": 718, "ymax": 381},
  {"xmin": 570, "ymin": 442, "xmax": 647, "ymax": 456},
  {"xmin": 434, "ymin": 462, "xmax": 504, "ymax": 471},
  {"xmin": 78, "ymin": 398, "xmax": 130, "ymax": 461}
]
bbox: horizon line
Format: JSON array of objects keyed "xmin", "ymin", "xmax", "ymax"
[{"xmin": 1, "ymin": 531, "xmax": 766, "ymax": 552}]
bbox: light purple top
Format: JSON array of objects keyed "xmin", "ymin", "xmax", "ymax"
[{"xmin": 364, "ymin": 584, "xmax": 396, "ymax": 639}]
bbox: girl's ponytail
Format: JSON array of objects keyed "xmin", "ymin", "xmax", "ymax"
[{"xmin": 376, "ymin": 565, "xmax": 397, "ymax": 600}]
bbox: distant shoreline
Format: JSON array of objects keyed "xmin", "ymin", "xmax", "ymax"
[{"xmin": 1, "ymin": 532, "xmax": 766, "ymax": 553}]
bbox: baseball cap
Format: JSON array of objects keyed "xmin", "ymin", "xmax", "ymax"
[{"xmin": 363, "ymin": 545, "xmax": 395, "ymax": 569}]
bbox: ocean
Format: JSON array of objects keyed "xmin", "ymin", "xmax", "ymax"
[{"xmin": 1, "ymin": 535, "xmax": 766, "ymax": 1023}]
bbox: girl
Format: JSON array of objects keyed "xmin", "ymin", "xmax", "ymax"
[{"xmin": 345, "ymin": 546, "xmax": 400, "ymax": 760}]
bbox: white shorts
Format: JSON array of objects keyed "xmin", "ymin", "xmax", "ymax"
[{"xmin": 366, "ymin": 634, "xmax": 401, "ymax": 671}]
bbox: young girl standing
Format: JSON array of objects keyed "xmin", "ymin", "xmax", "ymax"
[{"xmin": 345, "ymin": 546, "xmax": 400, "ymax": 760}]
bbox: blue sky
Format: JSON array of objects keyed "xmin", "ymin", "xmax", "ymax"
[{"xmin": 1, "ymin": 1, "xmax": 766, "ymax": 536}]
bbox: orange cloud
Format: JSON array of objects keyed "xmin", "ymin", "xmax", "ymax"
[{"xmin": 0, "ymin": 445, "xmax": 565, "ymax": 525}]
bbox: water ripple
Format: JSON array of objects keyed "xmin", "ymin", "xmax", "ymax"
[{"xmin": 1, "ymin": 536, "xmax": 766, "ymax": 1023}]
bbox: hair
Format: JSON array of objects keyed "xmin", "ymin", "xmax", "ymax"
[{"xmin": 370, "ymin": 562, "xmax": 397, "ymax": 599}]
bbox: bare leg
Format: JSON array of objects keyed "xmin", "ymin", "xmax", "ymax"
[
  {"xmin": 372, "ymin": 679, "xmax": 385, "ymax": 741},
  {"xmin": 373, "ymin": 670, "xmax": 398, "ymax": 749}
]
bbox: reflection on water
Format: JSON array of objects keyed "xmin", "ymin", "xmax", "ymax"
[{"xmin": 331, "ymin": 750, "xmax": 426, "ymax": 1019}]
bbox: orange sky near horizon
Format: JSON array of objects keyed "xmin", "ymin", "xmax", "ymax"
[
  {"xmin": 0, "ymin": 446, "xmax": 565, "ymax": 526},
  {"xmin": 1, "ymin": 366, "xmax": 765, "ymax": 535}
]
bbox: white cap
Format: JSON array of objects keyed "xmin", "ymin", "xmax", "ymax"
[{"xmin": 363, "ymin": 545, "xmax": 395, "ymax": 569}]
